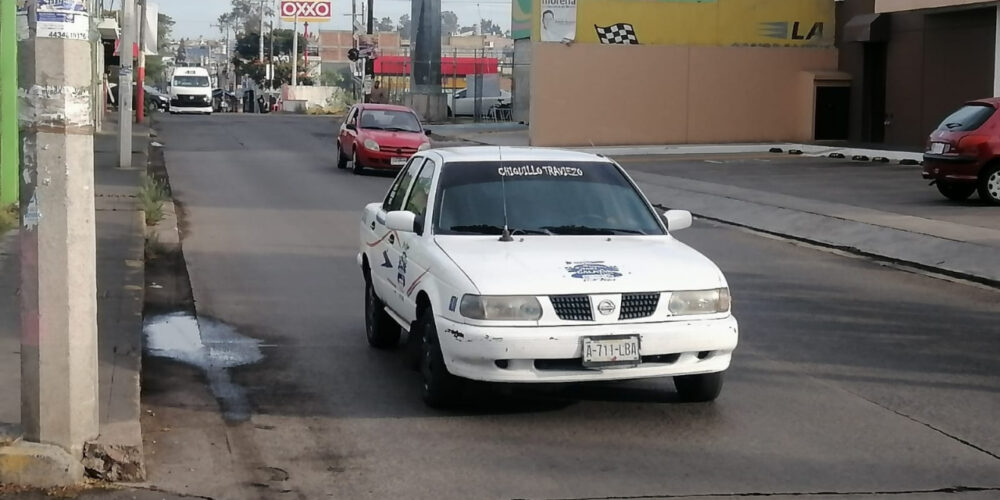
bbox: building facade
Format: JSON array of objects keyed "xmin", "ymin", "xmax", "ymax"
[
  {"xmin": 837, "ymin": 0, "xmax": 999, "ymax": 149},
  {"xmin": 512, "ymin": 0, "xmax": 843, "ymax": 146}
]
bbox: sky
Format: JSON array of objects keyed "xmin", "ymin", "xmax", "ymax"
[{"xmin": 159, "ymin": 0, "xmax": 513, "ymax": 41}]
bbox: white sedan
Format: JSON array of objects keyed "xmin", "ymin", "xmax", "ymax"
[
  {"xmin": 358, "ymin": 147, "xmax": 738, "ymax": 407},
  {"xmin": 447, "ymin": 89, "xmax": 511, "ymax": 117}
]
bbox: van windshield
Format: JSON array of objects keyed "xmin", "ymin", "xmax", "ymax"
[{"xmin": 173, "ymin": 75, "xmax": 210, "ymax": 88}]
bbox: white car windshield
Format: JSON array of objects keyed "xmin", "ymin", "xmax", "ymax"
[
  {"xmin": 173, "ymin": 75, "xmax": 210, "ymax": 87},
  {"xmin": 433, "ymin": 161, "xmax": 665, "ymax": 236},
  {"xmin": 360, "ymin": 110, "xmax": 422, "ymax": 133}
]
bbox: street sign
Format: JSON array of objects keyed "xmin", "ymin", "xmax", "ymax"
[{"xmin": 280, "ymin": 0, "xmax": 332, "ymax": 23}]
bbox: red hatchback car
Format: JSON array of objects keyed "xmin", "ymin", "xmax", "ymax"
[
  {"xmin": 923, "ymin": 98, "xmax": 1000, "ymax": 204},
  {"xmin": 335, "ymin": 104, "xmax": 431, "ymax": 175}
]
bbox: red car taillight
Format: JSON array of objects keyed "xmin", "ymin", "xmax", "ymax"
[{"xmin": 956, "ymin": 135, "xmax": 990, "ymax": 156}]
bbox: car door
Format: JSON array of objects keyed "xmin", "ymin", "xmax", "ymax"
[
  {"xmin": 340, "ymin": 106, "xmax": 359, "ymax": 156},
  {"xmin": 374, "ymin": 157, "xmax": 424, "ymax": 312},
  {"xmin": 454, "ymin": 89, "xmax": 472, "ymax": 116},
  {"xmin": 394, "ymin": 157, "xmax": 437, "ymax": 324}
]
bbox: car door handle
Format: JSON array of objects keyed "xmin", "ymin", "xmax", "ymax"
[
  {"xmin": 370, "ymin": 221, "xmax": 376, "ymax": 230},
  {"xmin": 388, "ymin": 234, "xmax": 395, "ymax": 245}
]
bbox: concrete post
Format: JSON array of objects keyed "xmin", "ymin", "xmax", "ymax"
[
  {"xmin": 291, "ymin": 14, "xmax": 299, "ymax": 86},
  {"xmin": 17, "ymin": 0, "xmax": 100, "ymax": 461},
  {"xmin": 0, "ymin": 0, "xmax": 18, "ymax": 205},
  {"xmin": 119, "ymin": 0, "xmax": 135, "ymax": 168}
]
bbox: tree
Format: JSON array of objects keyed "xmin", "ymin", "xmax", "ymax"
[
  {"xmin": 157, "ymin": 13, "xmax": 175, "ymax": 53},
  {"xmin": 176, "ymin": 38, "xmax": 188, "ymax": 64},
  {"xmin": 441, "ymin": 11, "xmax": 459, "ymax": 36},
  {"xmin": 320, "ymin": 67, "xmax": 353, "ymax": 91},
  {"xmin": 376, "ymin": 16, "xmax": 395, "ymax": 32},
  {"xmin": 480, "ymin": 18, "xmax": 503, "ymax": 37},
  {"xmin": 224, "ymin": 0, "xmax": 274, "ymax": 34},
  {"xmin": 233, "ymin": 29, "xmax": 308, "ymax": 86},
  {"xmin": 144, "ymin": 55, "xmax": 168, "ymax": 87},
  {"xmin": 397, "ymin": 14, "xmax": 411, "ymax": 40}
]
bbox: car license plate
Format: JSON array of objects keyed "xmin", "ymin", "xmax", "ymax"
[
  {"xmin": 391, "ymin": 156, "xmax": 407, "ymax": 166},
  {"xmin": 582, "ymin": 335, "xmax": 641, "ymax": 369},
  {"xmin": 930, "ymin": 142, "xmax": 947, "ymax": 154}
]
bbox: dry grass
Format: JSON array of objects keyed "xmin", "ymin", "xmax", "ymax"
[{"xmin": 0, "ymin": 203, "xmax": 16, "ymax": 236}]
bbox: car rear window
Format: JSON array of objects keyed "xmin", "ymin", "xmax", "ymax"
[{"xmin": 936, "ymin": 104, "xmax": 995, "ymax": 132}]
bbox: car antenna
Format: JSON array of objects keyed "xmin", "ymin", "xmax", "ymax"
[{"xmin": 498, "ymin": 146, "xmax": 514, "ymax": 242}]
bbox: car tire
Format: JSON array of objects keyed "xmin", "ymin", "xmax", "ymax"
[
  {"xmin": 936, "ymin": 181, "xmax": 976, "ymax": 201},
  {"xmin": 335, "ymin": 142, "xmax": 347, "ymax": 169},
  {"xmin": 446, "ymin": 106, "xmax": 453, "ymax": 118},
  {"xmin": 418, "ymin": 308, "xmax": 460, "ymax": 408},
  {"xmin": 364, "ymin": 275, "xmax": 400, "ymax": 349},
  {"xmin": 674, "ymin": 371, "xmax": 724, "ymax": 403},
  {"xmin": 352, "ymin": 149, "xmax": 365, "ymax": 175},
  {"xmin": 978, "ymin": 163, "xmax": 1000, "ymax": 205}
]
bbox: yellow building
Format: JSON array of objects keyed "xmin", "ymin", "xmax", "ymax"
[{"xmin": 512, "ymin": 0, "xmax": 845, "ymax": 146}]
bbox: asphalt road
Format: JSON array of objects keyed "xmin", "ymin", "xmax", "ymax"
[{"xmin": 142, "ymin": 113, "xmax": 1000, "ymax": 500}]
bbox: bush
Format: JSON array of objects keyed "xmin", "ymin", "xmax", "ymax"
[
  {"xmin": 0, "ymin": 204, "xmax": 16, "ymax": 236},
  {"xmin": 138, "ymin": 174, "xmax": 168, "ymax": 226}
]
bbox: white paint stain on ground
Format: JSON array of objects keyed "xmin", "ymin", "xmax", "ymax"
[{"xmin": 144, "ymin": 312, "xmax": 263, "ymax": 421}]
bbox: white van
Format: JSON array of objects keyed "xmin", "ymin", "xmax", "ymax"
[{"xmin": 168, "ymin": 67, "xmax": 212, "ymax": 115}]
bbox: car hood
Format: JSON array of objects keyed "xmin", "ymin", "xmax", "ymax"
[
  {"xmin": 434, "ymin": 235, "xmax": 726, "ymax": 295},
  {"xmin": 362, "ymin": 129, "xmax": 427, "ymax": 148}
]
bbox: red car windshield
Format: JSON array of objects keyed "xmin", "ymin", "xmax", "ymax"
[
  {"xmin": 360, "ymin": 110, "xmax": 422, "ymax": 133},
  {"xmin": 936, "ymin": 104, "xmax": 995, "ymax": 132}
]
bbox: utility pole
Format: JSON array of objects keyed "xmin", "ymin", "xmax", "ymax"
[
  {"xmin": 291, "ymin": 13, "xmax": 299, "ymax": 86},
  {"xmin": 18, "ymin": 0, "xmax": 100, "ymax": 464},
  {"xmin": 268, "ymin": 20, "xmax": 275, "ymax": 91},
  {"xmin": 0, "ymin": 0, "xmax": 18, "ymax": 205},
  {"xmin": 119, "ymin": 0, "xmax": 135, "ymax": 168},
  {"xmin": 258, "ymin": 0, "xmax": 265, "ymax": 63},
  {"xmin": 351, "ymin": 0, "xmax": 357, "ymax": 99},
  {"xmin": 136, "ymin": 0, "xmax": 147, "ymax": 124}
]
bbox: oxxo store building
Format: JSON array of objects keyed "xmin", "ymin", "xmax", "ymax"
[
  {"xmin": 838, "ymin": 0, "xmax": 1000, "ymax": 149},
  {"xmin": 511, "ymin": 0, "xmax": 843, "ymax": 146}
]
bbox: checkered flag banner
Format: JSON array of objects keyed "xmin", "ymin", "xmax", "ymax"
[{"xmin": 595, "ymin": 23, "xmax": 639, "ymax": 45}]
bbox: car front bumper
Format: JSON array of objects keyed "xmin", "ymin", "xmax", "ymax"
[
  {"xmin": 357, "ymin": 147, "xmax": 417, "ymax": 170},
  {"xmin": 436, "ymin": 315, "xmax": 738, "ymax": 383}
]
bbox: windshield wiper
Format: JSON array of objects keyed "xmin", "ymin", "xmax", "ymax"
[
  {"xmin": 448, "ymin": 225, "xmax": 550, "ymax": 235},
  {"xmin": 541, "ymin": 225, "xmax": 646, "ymax": 235}
]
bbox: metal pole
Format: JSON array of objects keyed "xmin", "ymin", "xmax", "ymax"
[
  {"xmin": 19, "ymin": 0, "xmax": 100, "ymax": 462},
  {"xmin": 304, "ymin": 21, "xmax": 309, "ymax": 77},
  {"xmin": 0, "ymin": 0, "xmax": 19, "ymax": 205},
  {"xmin": 351, "ymin": 0, "xmax": 357, "ymax": 99},
  {"xmin": 367, "ymin": 0, "xmax": 373, "ymax": 34},
  {"xmin": 136, "ymin": 0, "xmax": 146, "ymax": 123},
  {"xmin": 119, "ymin": 0, "xmax": 135, "ymax": 168},
  {"xmin": 291, "ymin": 13, "xmax": 298, "ymax": 86},
  {"xmin": 258, "ymin": 0, "xmax": 265, "ymax": 63},
  {"xmin": 269, "ymin": 20, "xmax": 275, "ymax": 91}
]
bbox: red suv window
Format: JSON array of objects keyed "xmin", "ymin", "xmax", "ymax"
[{"xmin": 936, "ymin": 104, "xmax": 995, "ymax": 132}]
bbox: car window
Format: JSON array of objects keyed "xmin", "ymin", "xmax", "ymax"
[
  {"xmin": 173, "ymin": 75, "xmax": 210, "ymax": 87},
  {"xmin": 346, "ymin": 107, "xmax": 358, "ymax": 125},
  {"xmin": 433, "ymin": 161, "xmax": 665, "ymax": 236},
  {"xmin": 359, "ymin": 110, "xmax": 421, "ymax": 132},
  {"xmin": 455, "ymin": 90, "xmax": 466, "ymax": 99},
  {"xmin": 936, "ymin": 104, "xmax": 995, "ymax": 132},
  {"xmin": 383, "ymin": 158, "xmax": 425, "ymax": 212},
  {"xmin": 403, "ymin": 160, "xmax": 436, "ymax": 219}
]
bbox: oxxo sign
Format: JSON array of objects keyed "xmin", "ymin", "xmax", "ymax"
[{"xmin": 280, "ymin": 0, "xmax": 332, "ymax": 22}]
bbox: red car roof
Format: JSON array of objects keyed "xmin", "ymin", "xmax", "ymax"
[
  {"xmin": 969, "ymin": 98, "xmax": 1000, "ymax": 107},
  {"xmin": 358, "ymin": 103, "xmax": 417, "ymax": 112}
]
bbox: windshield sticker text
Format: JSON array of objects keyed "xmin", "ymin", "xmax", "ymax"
[
  {"xmin": 497, "ymin": 165, "xmax": 584, "ymax": 177},
  {"xmin": 565, "ymin": 261, "xmax": 623, "ymax": 282}
]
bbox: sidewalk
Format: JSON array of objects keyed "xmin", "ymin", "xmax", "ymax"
[
  {"xmin": 431, "ymin": 129, "xmax": 1000, "ymax": 287},
  {"xmin": 0, "ymin": 116, "xmax": 149, "ymax": 483}
]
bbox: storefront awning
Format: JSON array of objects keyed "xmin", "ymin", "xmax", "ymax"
[{"xmin": 844, "ymin": 13, "xmax": 889, "ymax": 43}]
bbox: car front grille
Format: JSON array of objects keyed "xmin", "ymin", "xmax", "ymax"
[
  {"xmin": 550, "ymin": 295, "xmax": 593, "ymax": 321},
  {"xmin": 619, "ymin": 293, "xmax": 660, "ymax": 320},
  {"xmin": 384, "ymin": 146, "xmax": 418, "ymax": 155}
]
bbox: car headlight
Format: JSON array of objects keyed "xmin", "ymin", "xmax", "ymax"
[
  {"xmin": 363, "ymin": 139, "xmax": 380, "ymax": 151},
  {"xmin": 460, "ymin": 295, "xmax": 543, "ymax": 321},
  {"xmin": 418, "ymin": 142, "xmax": 431, "ymax": 151},
  {"xmin": 668, "ymin": 288, "xmax": 730, "ymax": 315}
]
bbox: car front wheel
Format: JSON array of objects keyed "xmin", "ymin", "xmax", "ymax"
[
  {"xmin": 365, "ymin": 276, "xmax": 400, "ymax": 349},
  {"xmin": 936, "ymin": 181, "xmax": 976, "ymax": 201},
  {"xmin": 353, "ymin": 149, "xmax": 365, "ymax": 175},
  {"xmin": 417, "ymin": 308, "xmax": 460, "ymax": 408},
  {"xmin": 335, "ymin": 141, "xmax": 347, "ymax": 169},
  {"xmin": 978, "ymin": 164, "xmax": 1000, "ymax": 205},
  {"xmin": 674, "ymin": 371, "xmax": 724, "ymax": 402}
]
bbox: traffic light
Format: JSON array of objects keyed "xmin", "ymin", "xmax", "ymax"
[{"xmin": 348, "ymin": 48, "xmax": 359, "ymax": 62}]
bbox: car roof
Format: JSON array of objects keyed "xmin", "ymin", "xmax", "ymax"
[
  {"xmin": 358, "ymin": 103, "xmax": 417, "ymax": 112},
  {"xmin": 968, "ymin": 98, "xmax": 1000, "ymax": 107},
  {"xmin": 428, "ymin": 146, "xmax": 613, "ymax": 164}
]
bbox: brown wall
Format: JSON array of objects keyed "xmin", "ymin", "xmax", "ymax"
[{"xmin": 528, "ymin": 43, "xmax": 839, "ymax": 146}]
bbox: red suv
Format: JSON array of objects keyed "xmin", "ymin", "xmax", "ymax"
[
  {"xmin": 336, "ymin": 104, "xmax": 431, "ymax": 175},
  {"xmin": 923, "ymin": 98, "xmax": 1000, "ymax": 204}
]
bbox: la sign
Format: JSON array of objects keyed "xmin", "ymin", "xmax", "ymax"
[{"xmin": 280, "ymin": 0, "xmax": 332, "ymax": 22}]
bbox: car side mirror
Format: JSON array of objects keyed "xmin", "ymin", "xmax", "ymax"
[
  {"xmin": 346, "ymin": 123, "xmax": 356, "ymax": 130},
  {"xmin": 663, "ymin": 210, "xmax": 692, "ymax": 232},
  {"xmin": 424, "ymin": 129, "xmax": 432, "ymax": 136},
  {"xmin": 385, "ymin": 210, "xmax": 418, "ymax": 233}
]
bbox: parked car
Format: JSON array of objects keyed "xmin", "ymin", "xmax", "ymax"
[
  {"xmin": 923, "ymin": 98, "xmax": 1000, "ymax": 204},
  {"xmin": 144, "ymin": 85, "xmax": 169, "ymax": 111},
  {"xmin": 447, "ymin": 88, "xmax": 511, "ymax": 117},
  {"xmin": 336, "ymin": 104, "xmax": 431, "ymax": 175},
  {"xmin": 358, "ymin": 147, "xmax": 738, "ymax": 407}
]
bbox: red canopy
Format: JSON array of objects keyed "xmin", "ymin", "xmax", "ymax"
[{"xmin": 374, "ymin": 55, "xmax": 499, "ymax": 76}]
